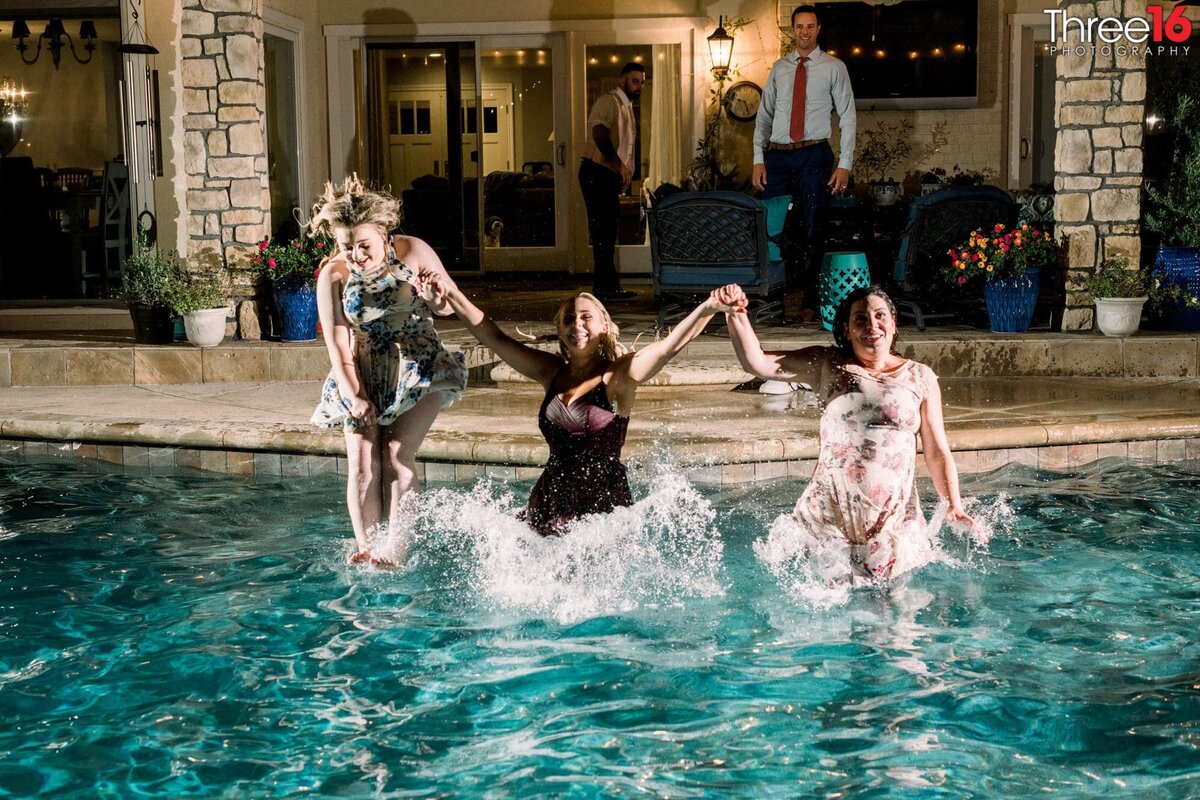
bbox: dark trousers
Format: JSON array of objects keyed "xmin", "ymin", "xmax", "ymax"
[
  {"xmin": 761, "ymin": 143, "xmax": 834, "ymax": 305},
  {"xmin": 577, "ymin": 158, "xmax": 623, "ymax": 294}
]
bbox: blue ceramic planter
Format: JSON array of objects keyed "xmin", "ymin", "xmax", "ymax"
[
  {"xmin": 1154, "ymin": 246, "xmax": 1200, "ymax": 331},
  {"xmin": 983, "ymin": 267, "xmax": 1040, "ymax": 333},
  {"xmin": 272, "ymin": 275, "xmax": 319, "ymax": 342}
]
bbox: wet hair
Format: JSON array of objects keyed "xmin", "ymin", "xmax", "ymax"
[
  {"xmin": 791, "ymin": 4, "xmax": 820, "ymax": 26},
  {"xmin": 620, "ymin": 62, "xmax": 646, "ymax": 77},
  {"xmin": 308, "ymin": 174, "xmax": 402, "ymax": 243},
  {"xmin": 832, "ymin": 284, "xmax": 900, "ymax": 356},
  {"xmin": 553, "ymin": 292, "xmax": 624, "ymax": 362}
]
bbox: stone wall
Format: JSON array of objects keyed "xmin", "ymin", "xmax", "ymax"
[
  {"xmin": 1053, "ymin": 0, "xmax": 1147, "ymax": 331},
  {"xmin": 180, "ymin": 0, "xmax": 269, "ymax": 337}
]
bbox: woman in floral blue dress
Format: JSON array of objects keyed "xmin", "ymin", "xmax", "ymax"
[
  {"xmin": 722, "ymin": 284, "xmax": 976, "ymax": 582},
  {"xmin": 309, "ymin": 176, "xmax": 467, "ymax": 566}
]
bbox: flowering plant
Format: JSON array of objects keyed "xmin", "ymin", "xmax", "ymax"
[
  {"xmin": 945, "ymin": 223, "xmax": 1058, "ymax": 286},
  {"xmin": 252, "ymin": 232, "xmax": 333, "ymax": 288}
]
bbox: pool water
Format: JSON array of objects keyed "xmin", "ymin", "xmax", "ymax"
[{"xmin": 1, "ymin": 456, "xmax": 1198, "ymax": 797}]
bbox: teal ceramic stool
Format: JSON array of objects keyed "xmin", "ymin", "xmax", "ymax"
[{"xmin": 819, "ymin": 251, "xmax": 870, "ymax": 331}]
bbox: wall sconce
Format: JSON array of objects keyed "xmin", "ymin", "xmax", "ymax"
[
  {"xmin": 707, "ymin": 16, "xmax": 734, "ymax": 80},
  {"xmin": 11, "ymin": 18, "xmax": 98, "ymax": 69}
]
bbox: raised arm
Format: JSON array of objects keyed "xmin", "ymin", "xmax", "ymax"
[
  {"xmin": 622, "ymin": 287, "xmax": 735, "ymax": 385},
  {"xmin": 722, "ymin": 289, "xmax": 828, "ymax": 387},
  {"xmin": 417, "ymin": 268, "xmax": 562, "ymax": 387},
  {"xmin": 918, "ymin": 373, "xmax": 975, "ymax": 526}
]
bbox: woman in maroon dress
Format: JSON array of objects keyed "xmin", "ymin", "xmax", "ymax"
[{"xmin": 419, "ymin": 271, "xmax": 743, "ymax": 534}]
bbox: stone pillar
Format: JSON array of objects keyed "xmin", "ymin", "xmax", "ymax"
[
  {"xmin": 1053, "ymin": 0, "xmax": 1147, "ymax": 330},
  {"xmin": 180, "ymin": 0, "xmax": 269, "ymax": 336}
]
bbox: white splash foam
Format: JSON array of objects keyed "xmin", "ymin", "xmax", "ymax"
[
  {"xmin": 372, "ymin": 466, "xmax": 725, "ymax": 623},
  {"xmin": 754, "ymin": 494, "xmax": 1004, "ymax": 609}
]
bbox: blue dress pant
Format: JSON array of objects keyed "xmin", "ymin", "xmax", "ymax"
[
  {"xmin": 761, "ymin": 142, "xmax": 834, "ymax": 305},
  {"xmin": 577, "ymin": 158, "xmax": 623, "ymax": 294}
]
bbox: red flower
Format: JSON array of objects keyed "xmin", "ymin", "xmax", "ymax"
[
  {"xmin": 315, "ymin": 241, "xmax": 324, "ymax": 249},
  {"xmin": 268, "ymin": 257, "xmax": 277, "ymax": 269},
  {"xmin": 259, "ymin": 240, "xmax": 269, "ymax": 251},
  {"xmin": 293, "ymin": 241, "xmax": 301, "ymax": 248}
]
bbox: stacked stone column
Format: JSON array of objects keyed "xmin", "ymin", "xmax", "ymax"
[
  {"xmin": 181, "ymin": 0, "xmax": 269, "ymax": 335},
  {"xmin": 1054, "ymin": 0, "xmax": 1147, "ymax": 330}
]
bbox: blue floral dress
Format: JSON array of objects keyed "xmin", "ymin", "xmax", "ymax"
[{"xmin": 311, "ymin": 260, "xmax": 467, "ymax": 429}]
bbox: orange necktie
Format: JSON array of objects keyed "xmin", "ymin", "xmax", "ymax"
[{"xmin": 789, "ymin": 56, "xmax": 808, "ymax": 142}]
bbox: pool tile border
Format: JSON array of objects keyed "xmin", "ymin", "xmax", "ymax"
[{"xmin": 5, "ymin": 436, "xmax": 1199, "ymax": 486}]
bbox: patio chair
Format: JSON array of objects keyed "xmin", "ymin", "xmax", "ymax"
[
  {"xmin": 647, "ymin": 190, "xmax": 788, "ymax": 331},
  {"xmin": 891, "ymin": 184, "xmax": 1018, "ymax": 329}
]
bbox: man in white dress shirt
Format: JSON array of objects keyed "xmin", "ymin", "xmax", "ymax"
[
  {"xmin": 753, "ymin": 4, "xmax": 856, "ymax": 319},
  {"xmin": 578, "ymin": 62, "xmax": 646, "ymax": 301}
]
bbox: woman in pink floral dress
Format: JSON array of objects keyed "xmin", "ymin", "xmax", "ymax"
[{"xmin": 722, "ymin": 284, "xmax": 975, "ymax": 582}]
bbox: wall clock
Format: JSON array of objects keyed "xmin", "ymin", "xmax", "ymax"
[{"xmin": 724, "ymin": 81, "xmax": 762, "ymax": 122}]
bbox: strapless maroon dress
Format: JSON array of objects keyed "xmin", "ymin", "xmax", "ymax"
[{"xmin": 521, "ymin": 378, "xmax": 632, "ymax": 535}]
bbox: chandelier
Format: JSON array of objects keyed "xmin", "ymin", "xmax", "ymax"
[{"xmin": 11, "ymin": 18, "xmax": 99, "ymax": 69}]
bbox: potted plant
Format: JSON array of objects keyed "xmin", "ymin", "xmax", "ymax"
[
  {"xmin": 854, "ymin": 118, "xmax": 913, "ymax": 206},
  {"xmin": 252, "ymin": 231, "xmax": 333, "ymax": 341},
  {"xmin": 945, "ymin": 223, "xmax": 1058, "ymax": 332},
  {"xmin": 1144, "ymin": 93, "xmax": 1200, "ymax": 330},
  {"xmin": 1084, "ymin": 256, "xmax": 1149, "ymax": 337},
  {"xmin": 120, "ymin": 231, "xmax": 181, "ymax": 345},
  {"xmin": 165, "ymin": 270, "xmax": 228, "ymax": 347},
  {"xmin": 918, "ymin": 168, "xmax": 946, "ymax": 196}
]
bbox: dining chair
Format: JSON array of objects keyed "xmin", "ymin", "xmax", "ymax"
[
  {"xmin": 80, "ymin": 160, "xmax": 130, "ymax": 298},
  {"xmin": 56, "ymin": 167, "xmax": 95, "ymax": 191}
]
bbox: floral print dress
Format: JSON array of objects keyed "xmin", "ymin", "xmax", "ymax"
[
  {"xmin": 792, "ymin": 352, "xmax": 939, "ymax": 581},
  {"xmin": 311, "ymin": 260, "xmax": 467, "ymax": 429}
]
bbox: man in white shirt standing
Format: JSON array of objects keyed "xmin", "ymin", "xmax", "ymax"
[
  {"xmin": 753, "ymin": 4, "xmax": 856, "ymax": 320},
  {"xmin": 578, "ymin": 62, "xmax": 646, "ymax": 301}
]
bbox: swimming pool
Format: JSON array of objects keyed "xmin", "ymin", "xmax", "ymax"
[{"xmin": 1, "ymin": 456, "xmax": 1198, "ymax": 797}]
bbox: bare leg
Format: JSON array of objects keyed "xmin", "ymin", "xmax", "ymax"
[
  {"xmin": 380, "ymin": 393, "xmax": 445, "ymax": 562},
  {"xmin": 343, "ymin": 423, "xmax": 383, "ymax": 553}
]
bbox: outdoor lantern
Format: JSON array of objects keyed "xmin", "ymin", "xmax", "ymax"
[{"xmin": 707, "ymin": 16, "xmax": 734, "ymax": 80}]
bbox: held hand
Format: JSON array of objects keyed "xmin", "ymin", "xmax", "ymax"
[
  {"xmin": 752, "ymin": 164, "xmax": 767, "ymax": 191},
  {"xmin": 714, "ymin": 283, "xmax": 749, "ymax": 313},
  {"xmin": 827, "ymin": 166, "xmax": 850, "ymax": 195},
  {"xmin": 413, "ymin": 266, "xmax": 449, "ymax": 306},
  {"xmin": 619, "ymin": 162, "xmax": 633, "ymax": 192}
]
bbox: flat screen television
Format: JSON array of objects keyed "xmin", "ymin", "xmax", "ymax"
[{"xmin": 814, "ymin": 0, "xmax": 979, "ymax": 110}]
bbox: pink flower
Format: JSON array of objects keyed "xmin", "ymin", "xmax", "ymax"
[
  {"xmin": 993, "ymin": 223, "xmax": 1004, "ymax": 232},
  {"xmin": 315, "ymin": 241, "xmax": 324, "ymax": 249},
  {"xmin": 259, "ymin": 240, "xmax": 269, "ymax": 251},
  {"xmin": 293, "ymin": 241, "xmax": 301, "ymax": 249},
  {"xmin": 312, "ymin": 268, "xmax": 320, "ymax": 277},
  {"xmin": 268, "ymin": 257, "xmax": 277, "ymax": 269},
  {"xmin": 252, "ymin": 255, "xmax": 261, "ymax": 265},
  {"xmin": 957, "ymin": 276, "xmax": 966, "ymax": 285}
]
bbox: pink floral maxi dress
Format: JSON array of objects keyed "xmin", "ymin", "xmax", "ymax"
[{"xmin": 793, "ymin": 353, "xmax": 940, "ymax": 581}]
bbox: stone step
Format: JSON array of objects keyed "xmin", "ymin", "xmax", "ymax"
[
  {"xmin": 2, "ymin": 332, "xmax": 1198, "ymax": 388},
  {"xmin": 0, "ymin": 307, "xmax": 133, "ymax": 333}
]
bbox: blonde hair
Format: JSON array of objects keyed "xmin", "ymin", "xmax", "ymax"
[
  {"xmin": 554, "ymin": 292, "xmax": 624, "ymax": 362},
  {"xmin": 308, "ymin": 175, "xmax": 403, "ymax": 272}
]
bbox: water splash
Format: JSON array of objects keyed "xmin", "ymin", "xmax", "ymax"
[
  {"xmin": 754, "ymin": 493, "xmax": 1007, "ymax": 609},
  {"xmin": 367, "ymin": 466, "xmax": 726, "ymax": 623}
]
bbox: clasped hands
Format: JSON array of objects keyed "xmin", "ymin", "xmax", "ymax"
[{"xmin": 711, "ymin": 283, "xmax": 750, "ymax": 314}]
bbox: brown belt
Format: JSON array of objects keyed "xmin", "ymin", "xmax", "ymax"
[{"xmin": 766, "ymin": 139, "xmax": 828, "ymax": 151}]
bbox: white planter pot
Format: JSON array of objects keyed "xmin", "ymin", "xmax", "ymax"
[
  {"xmin": 183, "ymin": 307, "xmax": 229, "ymax": 347},
  {"xmin": 1094, "ymin": 296, "xmax": 1148, "ymax": 337}
]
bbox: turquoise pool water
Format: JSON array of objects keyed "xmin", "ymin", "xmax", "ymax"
[{"xmin": 1, "ymin": 456, "xmax": 1198, "ymax": 797}]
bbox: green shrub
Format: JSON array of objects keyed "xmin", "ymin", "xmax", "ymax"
[
  {"xmin": 120, "ymin": 232, "xmax": 181, "ymax": 308},
  {"xmin": 164, "ymin": 271, "xmax": 225, "ymax": 315},
  {"xmin": 1084, "ymin": 257, "xmax": 1149, "ymax": 298}
]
